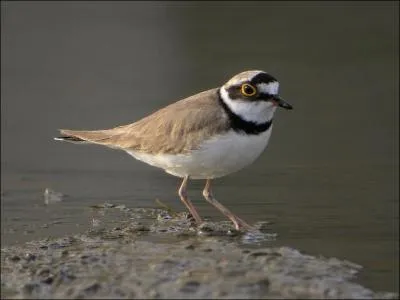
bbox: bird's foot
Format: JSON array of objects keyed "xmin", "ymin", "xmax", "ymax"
[{"xmin": 231, "ymin": 216, "xmax": 253, "ymax": 231}]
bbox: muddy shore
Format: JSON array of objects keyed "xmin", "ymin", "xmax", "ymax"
[{"xmin": 1, "ymin": 205, "xmax": 397, "ymax": 299}]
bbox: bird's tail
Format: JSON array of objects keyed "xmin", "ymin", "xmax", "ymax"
[{"xmin": 54, "ymin": 129, "xmax": 120, "ymax": 146}]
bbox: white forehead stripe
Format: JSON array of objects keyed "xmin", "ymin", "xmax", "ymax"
[{"xmin": 259, "ymin": 81, "xmax": 279, "ymax": 95}]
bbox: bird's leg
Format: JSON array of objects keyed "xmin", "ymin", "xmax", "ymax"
[
  {"xmin": 178, "ymin": 175, "xmax": 203, "ymax": 224},
  {"xmin": 202, "ymin": 179, "xmax": 252, "ymax": 231}
]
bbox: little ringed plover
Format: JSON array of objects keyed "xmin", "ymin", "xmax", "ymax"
[{"xmin": 55, "ymin": 70, "xmax": 293, "ymax": 230}]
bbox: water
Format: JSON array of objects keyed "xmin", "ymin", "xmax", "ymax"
[{"xmin": 1, "ymin": 1, "xmax": 398, "ymax": 295}]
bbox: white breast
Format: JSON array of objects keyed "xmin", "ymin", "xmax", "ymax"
[{"xmin": 127, "ymin": 128, "xmax": 273, "ymax": 179}]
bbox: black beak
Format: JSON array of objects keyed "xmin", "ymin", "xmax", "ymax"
[{"xmin": 272, "ymin": 95, "xmax": 293, "ymax": 110}]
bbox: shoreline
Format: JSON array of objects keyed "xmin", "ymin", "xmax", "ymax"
[{"xmin": 1, "ymin": 206, "xmax": 397, "ymax": 299}]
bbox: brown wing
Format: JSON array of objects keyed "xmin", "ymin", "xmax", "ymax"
[{"xmin": 57, "ymin": 88, "xmax": 230, "ymax": 154}]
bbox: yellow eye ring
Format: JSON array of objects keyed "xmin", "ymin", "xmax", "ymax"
[{"xmin": 240, "ymin": 83, "xmax": 257, "ymax": 97}]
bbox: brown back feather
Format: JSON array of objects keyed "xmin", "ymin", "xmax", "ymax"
[{"xmin": 59, "ymin": 88, "xmax": 230, "ymax": 154}]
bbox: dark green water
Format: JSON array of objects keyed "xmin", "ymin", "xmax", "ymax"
[{"xmin": 1, "ymin": 1, "xmax": 398, "ymax": 294}]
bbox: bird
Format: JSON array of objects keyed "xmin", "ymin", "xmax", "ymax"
[{"xmin": 55, "ymin": 70, "xmax": 293, "ymax": 230}]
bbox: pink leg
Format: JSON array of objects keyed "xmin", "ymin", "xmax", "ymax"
[
  {"xmin": 178, "ymin": 176, "xmax": 203, "ymax": 224},
  {"xmin": 202, "ymin": 179, "xmax": 252, "ymax": 230}
]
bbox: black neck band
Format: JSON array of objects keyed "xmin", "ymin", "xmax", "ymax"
[{"xmin": 218, "ymin": 89, "xmax": 273, "ymax": 135}]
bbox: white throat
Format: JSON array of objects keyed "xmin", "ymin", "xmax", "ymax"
[{"xmin": 219, "ymin": 87, "xmax": 276, "ymax": 124}]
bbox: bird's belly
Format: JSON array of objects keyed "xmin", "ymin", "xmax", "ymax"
[{"xmin": 127, "ymin": 129, "xmax": 272, "ymax": 179}]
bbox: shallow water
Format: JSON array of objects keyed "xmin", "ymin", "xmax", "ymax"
[{"xmin": 1, "ymin": 1, "xmax": 399, "ymax": 295}]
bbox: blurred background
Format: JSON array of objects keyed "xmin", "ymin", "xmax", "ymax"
[{"xmin": 1, "ymin": 1, "xmax": 398, "ymax": 294}]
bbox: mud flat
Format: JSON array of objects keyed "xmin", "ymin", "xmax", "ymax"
[{"xmin": 1, "ymin": 205, "xmax": 397, "ymax": 299}]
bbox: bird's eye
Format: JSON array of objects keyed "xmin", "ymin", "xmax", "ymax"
[{"xmin": 240, "ymin": 83, "xmax": 257, "ymax": 97}]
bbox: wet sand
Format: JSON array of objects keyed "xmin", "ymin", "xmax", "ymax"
[{"xmin": 1, "ymin": 205, "xmax": 397, "ymax": 299}]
